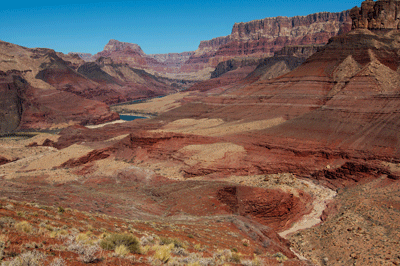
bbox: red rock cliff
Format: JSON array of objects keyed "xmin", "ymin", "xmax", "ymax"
[
  {"xmin": 185, "ymin": 10, "xmax": 351, "ymax": 70},
  {"xmin": 350, "ymin": 0, "xmax": 400, "ymax": 30}
]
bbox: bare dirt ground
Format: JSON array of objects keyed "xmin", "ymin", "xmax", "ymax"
[
  {"xmin": 289, "ymin": 175, "xmax": 400, "ymax": 266},
  {"xmin": 1, "ymin": 111, "xmax": 399, "ymax": 266},
  {"xmin": 152, "ymin": 117, "xmax": 286, "ymax": 137},
  {"xmin": 0, "ymin": 133, "xmax": 312, "ymax": 265}
]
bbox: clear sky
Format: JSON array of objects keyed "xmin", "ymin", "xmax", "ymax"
[{"xmin": 0, "ymin": 0, "xmax": 360, "ymax": 55}]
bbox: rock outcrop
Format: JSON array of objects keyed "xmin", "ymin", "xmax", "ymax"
[
  {"xmin": 211, "ymin": 57, "xmax": 263, "ymax": 78},
  {"xmin": 93, "ymin": 39, "xmax": 148, "ymax": 68},
  {"xmin": 350, "ymin": 0, "xmax": 400, "ymax": 30},
  {"xmin": 0, "ymin": 71, "xmax": 26, "ymax": 134}
]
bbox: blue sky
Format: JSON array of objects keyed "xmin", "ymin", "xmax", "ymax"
[{"xmin": 1, "ymin": 0, "xmax": 360, "ymax": 55}]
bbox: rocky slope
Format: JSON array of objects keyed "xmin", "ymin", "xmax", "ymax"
[
  {"xmin": 0, "ymin": 70, "xmax": 119, "ymax": 135},
  {"xmin": 0, "ymin": 42, "xmax": 119, "ymax": 134},
  {"xmin": 94, "ymin": 26, "xmax": 400, "ymax": 265},
  {"xmin": 0, "ymin": 40, "xmax": 187, "ymax": 133}
]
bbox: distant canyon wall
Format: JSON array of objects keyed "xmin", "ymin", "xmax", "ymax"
[
  {"xmin": 72, "ymin": 10, "xmax": 351, "ymax": 77},
  {"xmin": 186, "ymin": 10, "xmax": 351, "ymax": 70}
]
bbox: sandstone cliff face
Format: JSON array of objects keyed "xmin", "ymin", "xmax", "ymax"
[
  {"xmin": 350, "ymin": 0, "xmax": 400, "ymax": 30},
  {"xmin": 230, "ymin": 12, "xmax": 350, "ymax": 41},
  {"xmin": 186, "ymin": 10, "xmax": 351, "ymax": 70}
]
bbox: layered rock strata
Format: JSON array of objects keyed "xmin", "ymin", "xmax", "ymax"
[
  {"xmin": 185, "ymin": 10, "xmax": 351, "ymax": 71},
  {"xmin": 78, "ymin": 11, "xmax": 351, "ymax": 78},
  {"xmin": 350, "ymin": 0, "xmax": 400, "ymax": 30}
]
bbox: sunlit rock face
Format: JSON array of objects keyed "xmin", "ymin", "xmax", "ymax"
[
  {"xmin": 185, "ymin": 10, "xmax": 351, "ymax": 71},
  {"xmin": 350, "ymin": 0, "xmax": 400, "ymax": 30}
]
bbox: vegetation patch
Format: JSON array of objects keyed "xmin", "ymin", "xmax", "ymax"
[{"xmin": 99, "ymin": 233, "xmax": 140, "ymax": 253}]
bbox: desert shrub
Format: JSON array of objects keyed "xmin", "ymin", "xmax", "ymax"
[
  {"xmin": 67, "ymin": 238, "xmax": 100, "ymax": 264},
  {"xmin": 2, "ymin": 250, "xmax": 45, "ymax": 266},
  {"xmin": 49, "ymin": 229, "xmax": 68, "ymax": 239},
  {"xmin": 168, "ymin": 253, "xmax": 216, "ymax": 266},
  {"xmin": 213, "ymin": 249, "xmax": 232, "ymax": 264},
  {"xmin": 0, "ymin": 235, "xmax": 6, "ymax": 260},
  {"xmin": 194, "ymin": 243, "xmax": 205, "ymax": 251},
  {"xmin": 75, "ymin": 231, "xmax": 96, "ymax": 244},
  {"xmin": 160, "ymin": 237, "xmax": 186, "ymax": 248},
  {"xmin": 242, "ymin": 255, "xmax": 261, "ymax": 266},
  {"xmin": 114, "ymin": 245, "xmax": 130, "ymax": 257},
  {"xmin": 272, "ymin": 252, "xmax": 288, "ymax": 263},
  {"xmin": 15, "ymin": 221, "xmax": 33, "ymax": 234},
  {"xmin": 78, "ymin": 245, "xmax": 100, "ymax": 263},
  {"xmin": 5, "ymin": 204, "xmax": 14, "ymax": 210},
  {"xmin": 171, "ymin": 247, "xmax": 189, "ymax": 257},
  {"xmin": 100, "ymin": 233, "xmax": 140, "ymax": 253},
  {"xmin": 0, "ymin": 217, "xmax": 15, "ymax": 228},
  {"xmin": 39, "ymin": 222, "xmax": 54, "ymax": 232},
  {"xmin": 57, "ymin": 206, "xmax": 65, "ymax": 214},
  {"xmin": 230, "ymin": 252, "xmax": 241, "ymax": 263},
  {"xmin": 23, "ymin": 242, "xmax": 41, "ymax": 249},
  {"xmin": 154, "ymin": 243, "xmax": 174, "ymax": 263},
  {"xmin": 49, "ymin": 257, "xmax": 66, "ymax": 266},
  {"xmin": 16, "ymin": 211, "xmax": 26, "ymax": 217},
  {"xmin": 140, "ymin": 234, "xmax": 156, "ymax": 246}
]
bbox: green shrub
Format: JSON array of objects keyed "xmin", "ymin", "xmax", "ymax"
[
  {"xmin": 273, "ymin": 252, "xmax": 288, "ymax": 263},
  {"xmin": 100, "ymin": 233, "xmax": 140, "ymax": 253},
  {"xmin": 57, "ymin": 206, "xmax": 65, "ymax": 214}
]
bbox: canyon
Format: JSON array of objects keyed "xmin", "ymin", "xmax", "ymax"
[
  {"xmin": 1, "ymin": 1, "xmax": 400, "ymax": 265},
  {"xmin": 73, "ymin": 9, "xmax": 351, "ymax": 80}
]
